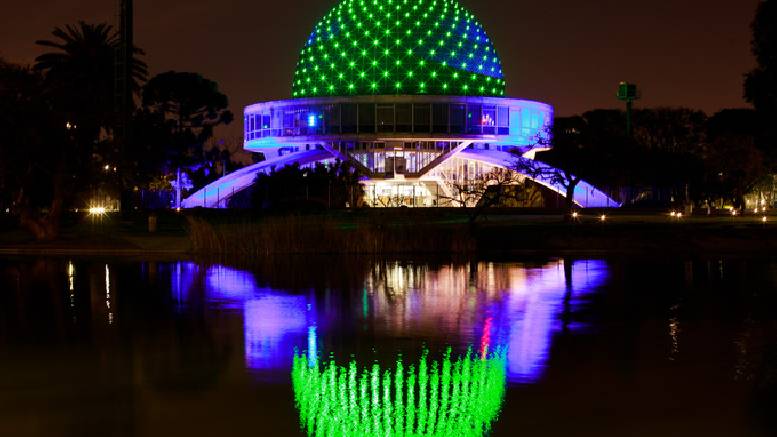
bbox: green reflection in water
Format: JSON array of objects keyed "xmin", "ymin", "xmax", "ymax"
[{"xmin": 292, "ymin": 348, "xmax": 507, "ymax": 436}]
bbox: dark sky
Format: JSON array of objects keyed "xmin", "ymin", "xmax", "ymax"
[{"xmin": 0, "ymin": 0, "xmax": 760, "ymax": 130}]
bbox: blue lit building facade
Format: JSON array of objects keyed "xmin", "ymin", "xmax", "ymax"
[{"xmin": 183, "ymin": 0, "xmax": 617, "ymax": 208}]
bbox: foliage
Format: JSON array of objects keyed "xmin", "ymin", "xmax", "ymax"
[
  {"xmin": 745, "ymin": 0, "xmax": 777, "ymax": 116},
  {"xmin": 440, "ymin": 168, "xmax": 543, "ymax": 223},
  {"xmin": 35, "ymin": 21, "xmax": 147, "ymax": 142},
  {"xmin": 745, "ymin": 0, "xmax": 777, "ymax": 168},
  {"xmin": 250, "ymin": 161, "xmax": 364, "ymax": 210},
  {"xmin": 0, "ymin": 22, "xmax": 149, "ymax": 240},
  {"xmin": 139, "ymin": 71, "xmax": 234, "ymax": 192},
  {"xmin": 0, "ymin": 60, "xmax": 69, "ymax": 239}
]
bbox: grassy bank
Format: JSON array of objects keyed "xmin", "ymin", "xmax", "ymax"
[
  {"xmin": 186, "ymin": 210, "xmax": 777, "ymax": 256},
  {"xmin": 2, "ymin": 209, "xmax": 776, "ymax": 256}
]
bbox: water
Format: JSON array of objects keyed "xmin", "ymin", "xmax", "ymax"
[{"xmin": 1, "ymin": 256, "xmax": 776, "ymax": 436}]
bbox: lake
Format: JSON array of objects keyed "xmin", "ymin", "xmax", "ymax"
[{"xmin": 1, "ymin": 256, "xmax": 776, "ymax": 436}]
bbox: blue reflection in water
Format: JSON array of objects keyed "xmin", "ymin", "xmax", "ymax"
[
  {"xmin": 172, "ymin": 264, "xmax": 314, "ymax": 371},
  {"xmin": 502, "ymin": 260, "xmax": 607, "ymax": 383},
  {"xmin": 170, "ymin": 262, "xmax": 199, "ymax": 309},
  {"xmin": 243, "ymin": 295, "xmax": 311, "ymax": 371},
  {"xmin": 171, "ymin": 260, "xmax": 609, "ymax": 382}
]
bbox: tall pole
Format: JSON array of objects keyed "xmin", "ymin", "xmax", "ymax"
[
  {"xmin": 625, "ymin": 100, "xmax": 633, "ymax": 138},
  {"xmin": 116, "ymin": 0, "xmax": 134, "ymax": 209}
]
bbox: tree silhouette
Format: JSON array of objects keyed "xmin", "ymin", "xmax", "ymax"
[
  {"xmin": 141, "ymin": 71, "xmax": 234, "ymax": 203},
  {"xmin": 35, "ymin": 21, "xmax": 147, "ymax": 140}
]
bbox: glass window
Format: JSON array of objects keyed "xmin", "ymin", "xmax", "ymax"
[
  {"xmin": 497, "ymin": 107, "xmax": 509, "ymax": 127},
  {"xmin": 358, "ymin": 104, "xmax": 375, "ymax": 134},
  {"xmin": 482, "ymin": 105, "xmax": 496, "ymax": 135},
  {"xmin": 467, "ymin": 104, "xmax": 482, "ymax": 135},
  {"xmin": 413, "ymin": 104, "xmax": 430, "ymax": 133},
  {"xmin": 396, "ymin": 104, "xmax": 412, "ymax": 133},
  {"xmin": 341, "ymin": 104, "xmax": 357, "ymax": 134},
  {"xmin": 324, "ymin": 104, "xmax": 340, "ymax": 134},
  {"xmin": 432, "ymin": 104, "xmax": 448, "ymax": 134},
  {"xmin": 377, "ymin": 104, "xmax": 395, "ymax": 133},
  {"xmin": 450, "ymin": 104, "xmax": 466, "ymax": 134}
]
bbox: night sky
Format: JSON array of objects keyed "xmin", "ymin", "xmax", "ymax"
[{"xmin": 0, "ymin": 0, "xmax": 760, "ymax": 131}]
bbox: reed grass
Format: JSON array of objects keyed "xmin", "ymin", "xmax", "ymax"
[{"xmin": 186, "ymin": 215, "xmax": 477, "ymax": 255}]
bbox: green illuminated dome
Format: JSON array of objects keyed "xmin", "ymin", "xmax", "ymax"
[{"xmin": 292, "ymin": 0, "xmax": 507, "ymax": 98}]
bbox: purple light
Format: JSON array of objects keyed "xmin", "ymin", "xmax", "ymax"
[
  {"xmin": 244, "ymin": 295, "xmax": 310, "ymax": 371},
  {"xmin": 503, "ymin": 260, "xmax": 607, "ymax": 383},
  {"xmin": 201, "ymin": 265, "xmax": 316, "ymax": 372}
]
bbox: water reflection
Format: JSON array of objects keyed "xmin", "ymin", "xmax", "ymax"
[
  {"xmin": 291, "ymin": 348, "xmax": 507, "ymax": 436},
  {"xmin": 2, "ymin": 257, "xmax": 776, "ymax": 436},
  {"xmin": 201, "ymin": 265, "xmax": 316, "ymax": 372},
  {"xmin": 173, "ymin": 259, "xmax": 608, "ymax": 383}
]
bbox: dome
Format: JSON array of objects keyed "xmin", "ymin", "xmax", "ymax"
[{"xmin": 292, "ymin": 0, "xmax": 507, "ymax": 98}]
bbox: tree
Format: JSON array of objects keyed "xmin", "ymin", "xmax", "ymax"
[
  {"xmin": 703, "ymin": 109, "xmax": 766, "ymax": 207},
  {"xmin": 250, "ymin": 161, "xmax": 363, "ymax": 210},
  {"xmin": 141, "ymin": 71, "xmax": 234, "ymax": 205},
  {"xmin": 0, "ymin": 60, "xmax": 70, "ymax": 239},
  {"xmin": 35, "ymin": 21, "xmax": 147, "ymax": 142},
  {"xmin": 745, "ymin": 0, "xmax": 777, "ymax": 116},
  {"xmin": 514, "ymin": 117, "xmax": 602, "ymax": 219},
  {"xmin": 438, "ymin": 168, "xmax": 541, "ymax": 224},
  {"xmin": 7, "ymin": 22, "xmax": 149, "ymax": 239},
  {"xmin": 745, "ymin": 0, "xmax": 777, "ymax": 166}
]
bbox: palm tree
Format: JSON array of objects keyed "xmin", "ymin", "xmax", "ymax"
[{"xmin": 34, "ymin": 21, "xmax": 148, "ymax": 138}]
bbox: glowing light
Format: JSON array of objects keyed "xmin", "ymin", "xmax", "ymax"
[
  {"xmin": 291, "ymin": 348, "xmax": 507, "ymax": 436},
  {"xmin": 600, "ymin": 214, "xmax": 607, "ymax": 222},
  {"xmin": 571, "ymin": 212, "xmax": 579, "ymax": 219},
  {"xmin": 763, "ymin": 216, "xmax": 768, "ymax": 223},
  {"xmin": 88, "ymin": 206, "xmax": 107, "ymax": 216},
  {"xmin": 292, "ymin": 0, "xmax": 507, "ymax": 97}
]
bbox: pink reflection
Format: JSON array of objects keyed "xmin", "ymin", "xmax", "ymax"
[{"xmin": 363, "ymin": 260, "xmax": 608, "ymax": 383}]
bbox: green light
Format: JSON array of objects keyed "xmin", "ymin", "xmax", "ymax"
[
  {"xmin": 292, "ymin": 348, "xmax": 507, "ymax": 437},
  {"xmin": 292, "ymin": 0, "xmax": 506, "ymax": 97}
]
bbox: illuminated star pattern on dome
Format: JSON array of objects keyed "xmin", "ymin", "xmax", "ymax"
[{"xmin": 292, "ymin": 0, "xmax": 507, "ymax": 98}]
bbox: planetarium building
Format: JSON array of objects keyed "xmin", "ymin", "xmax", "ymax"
[{"xmin": 183, "ymin": 0, "xmax": 617, "ymax": 208}]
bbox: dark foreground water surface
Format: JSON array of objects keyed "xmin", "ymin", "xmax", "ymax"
[{"xmin": 1, "ymin": 256, "xmax": 777, "ymax": 436}]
